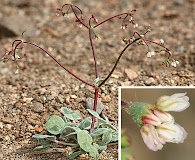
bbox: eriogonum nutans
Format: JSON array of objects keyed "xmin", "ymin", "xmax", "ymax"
[{"xmin": 123, "ymin": 93, "xmax": 189, "ymax": 151}]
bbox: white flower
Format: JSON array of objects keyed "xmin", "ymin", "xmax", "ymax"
[
  {"xmin": 133, "ymin": 23, "xmax": 138, "ymax": 28},
  {"xmin": 120, "ymin": 25, "xmax": 126, "ymax": 30},
  {"xmin": 147, "ymin": 51, "xmax": 155, "ymax": 57},
  {"xmin": 64, "ymin": 13, "xmax": 70, "ymax": 18},
  {"xmin": 125, "ymin": 93, "xmax": 189, "ymax": 151},
  {"xmin": 129, "ymin": 17, "xmax": 133, "ymax": 22},
  {"xmin": 77, "ymin": 23, "xmax": 83, "ymax": 28},
  {"xmin": 156, "ymin": 122, "xmax": 187, "ymax": 143},
  {"xmin": 15, "ymin": 69, "xmax": 19, "ymax": 74},
  {"xmin": 140, "ymin": 124, "xmax": 165, "ymax": 151},
  {"xmin": 156, "ymin": 93, "xmax": 190, "ymax": 112},
  {"xmin": 160, "ymin": 39, "xmax": 164, "ymax": 44},
  {"xmin": 141, "ymin": 121, "xmax": 188, "ymax": 151},
  {"xmin": 171, "ymin": 60, "xmax": 179, "ymax": 67}
]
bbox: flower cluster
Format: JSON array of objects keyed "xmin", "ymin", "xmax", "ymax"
[
  {"xmin": 124, "ymin": 93, "xmax": 190, "ymax": 151},
  {"xmin": 146, "ymin": 51, "xmax": 155, "ymax": 57}
]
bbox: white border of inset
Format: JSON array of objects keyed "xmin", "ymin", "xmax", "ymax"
[{"xmin": 118, "ymin": 86, "xmax": 195, "ymax": 160}]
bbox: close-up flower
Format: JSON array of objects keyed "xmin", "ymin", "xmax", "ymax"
[
  {"xmin": 124, "ymin": 92, "xmax": 190, "ymax": 151},
  {"xmin": 156, "ymin": 92, "xmax": 190, "ymax": 112}
]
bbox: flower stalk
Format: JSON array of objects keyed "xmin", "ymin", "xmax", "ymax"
[{"xmin": 3, "ymin": 3, "xmax": 179, "ymax": 133}]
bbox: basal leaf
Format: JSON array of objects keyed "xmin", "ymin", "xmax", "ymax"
[
  {"xmin": 102, "ymin": 129, "xmax": 112, "ymax": 144},
  {"xmin": 45, "ymin": 115, "xmax": 66, "ymax": 135},
  {"xmin": 87, "ymin": 109, "xmax": 116, "ymax": 130},
  {"xmin": 78, "ymin": 117, "xmax": 92, "ymax": 130},
  {"xmin": 32, "ymin": 134, "xmax": 56, "ymax": 140},
  {"xmin": 61, "ymin": 107, "xmax": 82, "ymax": 121},
  {"xmin": 69, "ymin": 150, "xmax": 83, "ymax": 159},
  {"xmin": 111, "ymin": 131, "xmax": 118, "ymax": 142},
  {"xmin": 77, "ymin": 130, "xmax": 92, "ymax": 152}
]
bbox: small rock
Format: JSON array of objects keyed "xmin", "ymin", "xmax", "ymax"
[
  {"xmin": 80, "ymin": 84, "xmax": 86, "ymax": 88},
  {"xmin": 28, "ymin": 125, "xmax": 34, "ymax": 131},
  {"xmin": 119, "ymin": 81, "xmax": 131, "ymax": 86},
  {"xmin": 0, "ymin": 122, "xmax": 3, "ymax": 129},
  {"xmin": 5, "ymin": 124, "xmax": 12, "ymax": 130},
  {"xmin": 70, "ymin": 95, "xmax": 77, "ymax": 99},
  {"xmin": 99, "ymin": 150, "xmax": 108, "ymax": 159},
  {"xmin": 111, "ymin": 74, "xmax": 119, "ymax": 79},
  {"xmin": 23, "ymin": 97, "xmax": 33, "ymax": 103},
  {"xmin": 124, "ymin": 69, "xmax": 138, "ymax": 80},
  {"xmin": 32, "ymin": 101, "xmax": 44, "ymax": 113},
  {"xmin": 4, "ymin": 135, "xmax": 10, "ymax": 142},
  {"xmin": 86, "ymin": 98, "xmax": 104, "ymax": 115},
  {"xmin": 101, "ymin": 94, "xmax": 111, "ymax": 103},
  {"xmin": 65, "ymin": 96, "xmax": 71, "ymax": 104},
  {"xmin": 55, "ymin": 95, "xmax": 64, "ymax": 103},
  {"xmin": 0, "ymin": 15, "xmax": 37, "ymax": 39},
  {"xmin": 79, "ymin": 153, "xmax": 90, "ymax": 159},
  {"xmin": 34, "ymin": 127, "xmax": 43, "ymax": 133},
  {"xmin": 145, "ymin": 77, "xmax": 155, "ymax": 85},
  {"xmin": 173, "ymin": 0, "xmax": 184, "ymax": 5}
]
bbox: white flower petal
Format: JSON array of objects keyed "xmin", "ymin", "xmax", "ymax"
[
  {"xmin": 142, "ymin": 110, "xmax": 162, "ymax": 126},
  {"xmin": 153, "ymin": 109, "xmax": 174, "ymax": 123},
  {"xmin": 157, "ymin": 122, "xmax": 188, "ymax": 143},
  {"xmin": 140, "ymin": 124, "xmax": 164, "ymax": 151},
  {"xmin": 156, "ymin": 93, "xmax": 190, "ymax": 112}
]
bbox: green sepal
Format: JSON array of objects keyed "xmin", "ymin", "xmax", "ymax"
[{"xmin": 124, "ymin": 102, "xmax": 152, "ymax": 126}]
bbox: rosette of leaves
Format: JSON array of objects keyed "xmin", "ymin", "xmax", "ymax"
[{"xmin": 32, "ymin": 107, "xmax": 118, "ymax": 160}]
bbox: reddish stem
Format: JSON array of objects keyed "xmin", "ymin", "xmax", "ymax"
[
  {"xmin": 70, "ymin": 5, "xmax": 88, "ymax": 29},
  {"xmin": 98, "ymin": 37, "xmax": 141, "ymax": 87},
  {"xmin": 93, "ymin": 13, "xmax": 129, "ymax": 28},
  {"xmin": 90, "ymin": 88, "xmax": 99, "ymax": 133},
  {"xmin": 89, "ymin": 27, "xmax": 99, "ymax": 78},
  {"xmin": 144, "ymin": 39, "xmax": 172, "ymax": 59},
  {"xmin": 20, "ymin": 41, "xmax": 95, "ymax": 87}
]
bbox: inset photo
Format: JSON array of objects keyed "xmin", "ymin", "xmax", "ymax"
[{"xmin": 119, "ymin": 87, "xmax": 195, "ymax": 160}]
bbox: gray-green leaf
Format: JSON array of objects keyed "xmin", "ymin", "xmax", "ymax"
[
  {"xmin": 78, "ymin": 117, "xmax": 92, "ymax": 130},
  {"xmin": 61, "ymin": 107, "xmax": 82, "ymax": 121},
  {"xmin": 102, "ymin": 129, "xmax": 112, "ymax": 144},
  {"xmin": 87, "ymin": 109, "xmax": 116, "ymax": 130},
  {"xmin": 32, "ymin": 134, "xmax": 56, "ymax": 140},
  {"xmin": 45, "ymin": 115, "xmax": 66, "ymax": 135}
]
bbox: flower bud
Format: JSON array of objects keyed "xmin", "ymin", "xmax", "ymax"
[{"xmin": 156, "ymin": 93, "xmax": 190, "ymax": 112}]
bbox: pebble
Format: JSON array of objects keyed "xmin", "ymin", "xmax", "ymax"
[
  {"xmin": 144, "ymin": 77, "xmax": 155, "ymax": 85},
  {"xmin": 34, "ymin": 127, "xmax": 43, "ymax": 133},
  {"xmin": 86, "ymin": 97, "xmax": 104, "ymax": 115},
  {"xmin": 70, "ymin": 95, "xmax": 77, "ymax": 99},
  {"xmin": 65, "ymin": 96, "xmax": 71, "ymax": 104},
  {"xmin": 0, "ymin": 122, "xmax": 3, "ymax": 129},
  {"xmin": 23, "ymin": 97, "xmax": 33, "ymax": 103},
  {"xmin": 119, "ymin": 81, "xmax": 131, "ymax": 86},
  {"xmin": 101, "ymin": 94, "xmax": 111, "ymax": 103},
  {"xmin": 173, "ymin": 0, "xmax": 184, "ymax": 5},
  {"xmin": 4, "ymin": 135, "xmax": 10, "ymax": 141},
  {"xmin": 111, "ymin": 74, "xmax": 119, "ymax": 79},
  {"xmin": 32, "ymin": 101, "xmax": 44, "ymax": 113},
  {"xmin": 28, "ymin": 125, "xmax": 34, "ymax": 131},
  {"xmin": 80, "ymin": 84, "xmax": 86, "ymax": 88},
  {"xmin": 124, "ymin": 69, "xmax": 138, "ymax": 80},
  {"xmin": 5, "ymin": 124, "xmax": 12, "ymax": 130}
]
